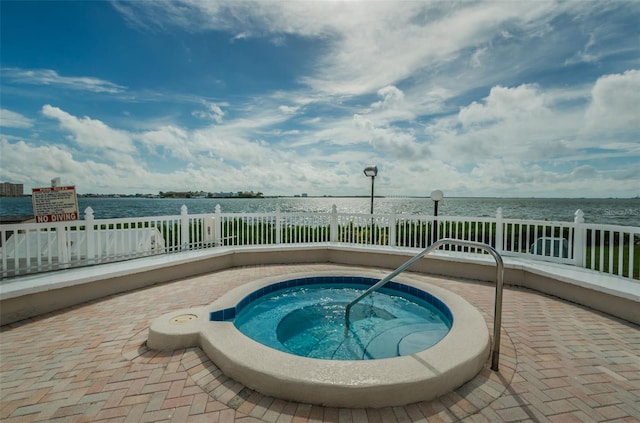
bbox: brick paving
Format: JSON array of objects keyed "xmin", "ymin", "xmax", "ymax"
[{"xmin": 1, "ymin": 263, "xmax": 639, "ymax": 422}]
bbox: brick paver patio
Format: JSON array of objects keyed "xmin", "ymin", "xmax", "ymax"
[{"xmin": 1, "ymin": 263, "xmax": 639, "ymax": 422}]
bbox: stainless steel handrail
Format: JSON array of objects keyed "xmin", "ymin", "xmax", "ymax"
[{"xmin": 344, "ymin": 238, "xmax": 505, "ymax": 371}]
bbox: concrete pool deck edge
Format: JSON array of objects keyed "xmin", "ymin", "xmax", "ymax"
[{"xmin": 1, "ymin": 243, "xmax": 639, "ymax": 326}]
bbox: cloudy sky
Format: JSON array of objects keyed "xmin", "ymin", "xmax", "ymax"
[{"xmin": 1, "ymin": 1, "xmax": 639, "ymax": 197}]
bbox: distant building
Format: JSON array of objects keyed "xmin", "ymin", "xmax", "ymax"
[{"xmin": 0, "ymin": 182, "xmax": 24, "ymax": 197}]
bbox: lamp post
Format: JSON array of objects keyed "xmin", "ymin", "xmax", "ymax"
[
  {"xmin": 430, "ymin": 189, "xmax": 443, "ymax": 216},
  {"xmin": 430, "ymin": 189, "xmax": 443, "ymax": 243},
  {"xmin": 363, "ymin": 165, "xmax": 378, "ymax": 214}
]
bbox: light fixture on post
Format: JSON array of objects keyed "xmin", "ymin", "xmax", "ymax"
[
  {"xmin": 363, "ymin": 165, "xmax": 378, "ymax": 214},
  {"xmin": 430, "ymin": 189, "xmax": 443, "ymax": 217}
]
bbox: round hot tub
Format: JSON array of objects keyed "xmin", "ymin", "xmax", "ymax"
[
  {"xmin": 232, "ymin": 277, "xmax": 453, "ymax": 360},
  {"xmin": 148, "ymin": 271, "xmax": 490, "ymax": 408}
]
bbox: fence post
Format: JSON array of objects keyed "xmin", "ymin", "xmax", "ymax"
[
  {"xmin": 275, "ymin": 207, "xmax": 282, "ymax": 244},
  {"xmin": 181, "ymin": 205, "xmax": 189, "ymax": 250},
  {"xmin": 215, "ymin": 205, "xmax": 222, "ymax": 246},
  {"xmin": 389, "ymin": 212, "xmax": 397, "ymax": 247},
  {"xmin": 330, "ymin": 205, "xmax": 338, "ymax": 242},
  {"xmin": 495, "ymin": 208, "xmax": 504, "ymax": 252},
  {"xmin": 85, "ymin": 207, "xmax": 95, "ymax": 262},
  {"xmin": 56, "ymin": 223, "xmax": 70, "ymax": 266},
  {"xmin": 573, "ymin": 209, "xmax": 585, "ymax": 267}
]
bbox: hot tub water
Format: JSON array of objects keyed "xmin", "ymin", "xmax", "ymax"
[{"xmin": 232, "ymin": 278, "xmax": 453, "ymax": 360}]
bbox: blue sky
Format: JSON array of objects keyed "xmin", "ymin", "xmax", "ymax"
[{"xmin": 1, "ymin": 1, "xmax": 639, "ymax": 197}]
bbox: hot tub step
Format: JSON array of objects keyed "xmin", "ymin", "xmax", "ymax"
[{"xmin": 365, "ymin": 320, "xmax": 449, "ymax": 359}]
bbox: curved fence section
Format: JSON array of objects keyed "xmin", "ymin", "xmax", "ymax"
[{"xmin": 1, "ymin": 205, "xmax": 638, "ymax": 280}]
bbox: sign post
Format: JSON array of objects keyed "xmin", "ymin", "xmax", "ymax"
[{"xmin": 32, "ymin": 186, "xmax": 79, "ymax": 223}]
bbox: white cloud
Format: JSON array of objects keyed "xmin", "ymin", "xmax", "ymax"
[
  {"xmin": 372, "ymin": 86, "xmax": 405, "ymax": 110},
  {"xmin": 458, "ymin": 84, "xmax": 549, "ymax": 126},
  {"xmin": 6, "ymin": 102, "xmax": 372, "ymax": 194},
  {"xmin": 278, "ymin": 105, "xmax": 300, "ymax": 115},
  {"xmin": 0, "ymin": 138, "xmax": 96, "ymax": 188},
  {"xmin": 422, "ymin": 76, "xmax": 639, "ymax": 172},
  {"xmin": 421, "ymin": 84, "xmax": 571, "ymax": 165},
  {"xmin": 2, "ymin": 68, "xmax": 125, "ymax": 93},
  {"xmin": 353, "ymin": 114, "xmax": 427, "ymax": 160},
  {"xmin": 42, "ymin": 105, "xmax": 133, "ymax": 151},
  {"xmin": 471, "ymin": 47, "xmax": 488, "ymax": 68},
  {"xmin": 0, "ymin": 109, "xmax": 33, "ymax": 128},
  {"xmin": 232, "ymin": 32, "xmax": 251, "ymax": 42},
  {"xmin": 565, "ymin": 33, "xmax": 599, "ymax": 65},
  {"xmin": 585, "ymin": 70, "xmax": 640, "ymax": 131},
  {"xmin": 3, "ymin": 2, "xmax": 637, "ymax": 198},
  {"xmin": 192, "ymin": 100, "xmax": 226, "ymax": 123},
  {"xmin": 300, "ymin": 1, "xmax": 564, "ymax": 95},
  {"xmin": 41, "ymin": 105, "xmax": 137, "ymax": 168},
  {"xmin": 113, "ymin": 1, "xmax": 568, "ymax": 96},
  {"xmin": 139, "ymin": 125, "xmax": 192, "ymax": 161},
  {"xmin": 464, "ymin": 160, "xmax": 616, "ymax": 197}
]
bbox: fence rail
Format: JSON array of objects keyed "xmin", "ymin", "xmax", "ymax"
[{"xmin": 1, "ymin": 205, "xmax": 638, "ymax": 280}]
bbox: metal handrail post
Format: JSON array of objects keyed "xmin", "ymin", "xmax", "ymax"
[{"xmin": 344, "ymin": 238, "xmax": 504, "ymax": 371}]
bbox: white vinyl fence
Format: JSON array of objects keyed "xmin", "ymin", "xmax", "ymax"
[{"xmin": 1, "ymin": 205, "xmax": 638, "ymax": 280}]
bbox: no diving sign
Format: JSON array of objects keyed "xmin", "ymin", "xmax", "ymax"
[{"xmin": 32, "ymin": 186, "xmax": 79, "ymax": 223}]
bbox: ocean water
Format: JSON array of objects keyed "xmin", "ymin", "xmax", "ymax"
[{"xmin": 1, "ymin": 196, "xmax": 638, "ymax": 226}]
